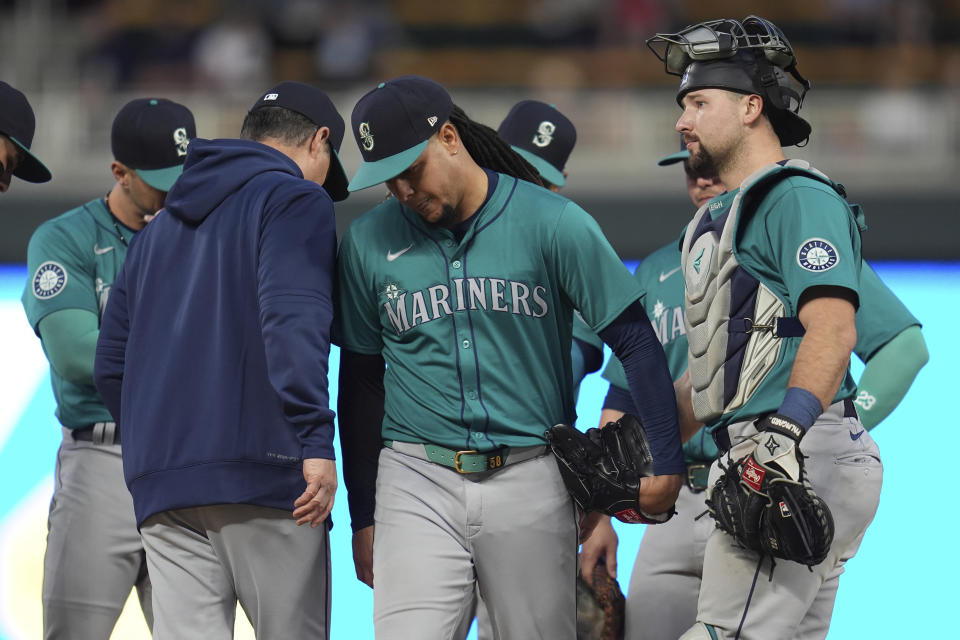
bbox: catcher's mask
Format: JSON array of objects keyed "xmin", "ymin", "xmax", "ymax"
[{"xmin": 646, "ymin": 16, "xmax": 812, "ymax": 147}]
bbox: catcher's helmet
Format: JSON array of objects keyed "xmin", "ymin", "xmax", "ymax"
[{"xmin": 647, "ymin": 16, "xmax": 812, "ymax": 147}]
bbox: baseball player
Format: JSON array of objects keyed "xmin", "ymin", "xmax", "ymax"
[
  {"xmin": 581, "ymin": 146, "xmax": 928, "ymax": 639},
  {"xmin": 0, "ymin": 80, "xmax": 51, "ymax": 192},
  {"xmin": 335, "ymin": 75, "xmax": 685, "ymax": 640},
  {"xmin": 21, "ymin": 97, "xmax": 195, "ymax": 638},
  {"xmin": 497, "ymin": 100, "xmax": 604, "ymax": 398},
  {"xmin": 93, "ymin": 82, "xmax": 348, "ymax": 639},
  {"xmin": 637, "ymin": 16, "xmax": 884, "ymax": 638}
]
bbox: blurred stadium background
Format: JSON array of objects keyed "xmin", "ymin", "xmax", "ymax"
[{"xmin": 1, "ymin": 1, "xmax": 958, "ymax": 638}]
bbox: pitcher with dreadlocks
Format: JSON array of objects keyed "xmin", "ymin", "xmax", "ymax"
[
  {"xmin": 335, "ymin": 75, "xmax": 685, "ymax": 639},
  {"xmin": 644, "ymin": 17, "xmax": 883, "ymax": 639}
]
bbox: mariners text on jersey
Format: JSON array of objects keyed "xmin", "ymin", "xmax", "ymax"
[{"xmin": 381, "ymin": 276, "xmax": 550, "ymax": 335}]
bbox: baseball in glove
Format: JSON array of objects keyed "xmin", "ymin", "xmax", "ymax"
[
  {"xmin": 545, "ymin": 414, "xmax": 673, "ymax": 525},
  {"xmin": 576, "ymin": 560, "xmax": 625, "ymax": 640},
  {"xmin": 705, "ymin": 414, "xmax": 834, "ymax": 566}
]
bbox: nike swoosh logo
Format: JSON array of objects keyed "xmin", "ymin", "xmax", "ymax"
[
  {"xmin": 93, "ymin": 244, "xmax": 114, "ymax": 255},
  {"xmin": 850, "ymin": 430, "xmax": 865, "ymax": 441},
  {"xmin": 386, "ymin": 244, "xmax": 413, "ymax": 262},
  {"xmin": 659, "ymin": 266, "xmax": 681, "ymax": 282}
]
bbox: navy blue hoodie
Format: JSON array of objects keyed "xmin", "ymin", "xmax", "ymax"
[{"xmin": 94, "ymin": 138, "xmax": 337, "ymax": 526}]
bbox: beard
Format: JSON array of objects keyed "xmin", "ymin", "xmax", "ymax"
[
  {"xmin": 688, "ymin": 142, "xmax": 721, "ymax": 178},
  {"xmin": 424, "ymin": 203, "xmax": 461, "ymax": 229}
]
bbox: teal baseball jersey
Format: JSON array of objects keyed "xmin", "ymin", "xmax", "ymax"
[
  {"xmin": 854, "ymin": 260, "xmax": 920, "ymax": 360},
  {"xmin": 22, "ymin": 198, "xmax": 134, "ymax": 428},
  {"xmin": 692, "ymin": 174, "xmax": 862, "ymax": 431},
  {"xmin": 572, "ymin": 312, "xmax": 603, "ymax": 353},
  {"xmin": 336, "ymin": 174, "xmax": 642, "ymax": 451}
]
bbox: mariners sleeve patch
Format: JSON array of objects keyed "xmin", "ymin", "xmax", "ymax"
[
  {"xmin": 32, "ymin": 261, "xmax": 68, "ymax": 299},
  {"xmin": 796, "ymin": 238, "xmax": 839, "ymax": 272}
]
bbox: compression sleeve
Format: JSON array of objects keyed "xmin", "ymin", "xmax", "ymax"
[
  {"xmin": 339, "ymin": 349, "xmax": 386, "ymax": 532},
  {"xmin": 598, "ymin": 300, "xmax": 685, "ymax": 475},
  {"xmin": 38, "ymin": 308, "xmax": 100, "ymax": 385},
  {"xmin": 856, "ymin": 325, "xmax": 928, "ymax": 430}
]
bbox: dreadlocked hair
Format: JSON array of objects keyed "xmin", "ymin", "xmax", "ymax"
[{"xmin": 448, "ymin": 104, "xmax": 545, "ymax": 188}]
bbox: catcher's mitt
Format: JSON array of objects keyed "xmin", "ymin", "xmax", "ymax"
[
  {"xmin": 705, "ymin": 420, "xmax": 834, "ymax": 566},
  {"xmin": 545, "ymin": 414, "xmax": 672, "ymax": 524},
  {"xmin": 576, "ymin": 561, "xmax": 625, "ymax": 640}
]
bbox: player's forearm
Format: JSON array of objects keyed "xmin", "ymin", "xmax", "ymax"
[
  {"xmin": 598, "ymin": 301, "xmax": 684, "ymax": 476},
  {"xmin": 38, "ymin": 309, "xmax": 99, "ymax": 385},
  {"xmin": 788, "ymin": 295, "xmax": 857, "ymax": 412},
  {"xmin": 338, "ymin": 349, "xmax": 386, "ymax": 532},
  {"xmin": 856, "ymin": 325, "xmax": 928, "ymax": 430}
]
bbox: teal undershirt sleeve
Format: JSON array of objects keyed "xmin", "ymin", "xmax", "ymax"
[
  {"xmin": 38, "ymin": 308, "xmax": 100, "ymax": 385},
  {"xmin": 856, "ymin": 325, "xmax": 928, "ymax": 430}
]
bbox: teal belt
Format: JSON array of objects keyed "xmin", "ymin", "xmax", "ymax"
[{"xmin": 385, "ymin": 440, "xmax": 547, "ymax": 474}]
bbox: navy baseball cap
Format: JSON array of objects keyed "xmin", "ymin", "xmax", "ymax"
[
  {"xmin": 0, "ymin": 81, "xmax": 51, "ymax": 183},
  {"xmin": 249, "ymin": 81, "xmax": 349, "ymax": 201},
  {"xmin": 111, "ymin": 98, "xmax": 196, "ymax": 192},
  {"xmin": 348, "ymin": 75, "xmax": 453, "ymax": 191},
  {"xmin": 497, "ymin": 100, "xmax": 575, "ymax": 187}
]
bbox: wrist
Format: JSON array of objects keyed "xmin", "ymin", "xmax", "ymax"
[
  {"xmin": 757, "ymin": 413, "xmax": 805, "ymax": 442},
  {"xmin": 776, "ymin": 387, "xmax": 823, "ymax": 430}
]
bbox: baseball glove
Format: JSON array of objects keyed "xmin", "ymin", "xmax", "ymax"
[
  {"xmin": 576, "ymin": 561, "xmax": 625, "ymax": 640},
  {"xmin": 705, "ymin": 415, "xmax": 834, "ymax": 566},
  {"xmin": 545, "ymin": 414, "xmax": 672, "ymax": 525}
]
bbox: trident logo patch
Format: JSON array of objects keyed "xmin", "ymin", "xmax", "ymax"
[{"xmin": 359, "ymin": 122, "xmax": 374, "ymax": 151}]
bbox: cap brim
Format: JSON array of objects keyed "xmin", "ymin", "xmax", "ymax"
[
  {"xmin": 136, "ymin": 165, "xmax": 184, "ymax": 192},
  {"xmin": 511, "ymin": 146, "xmax": 565, "ymax": 187},
  {"xmin": 657, "ymin": 150, "xmax": 690, "ymax": 166},
  {"xmin": 9, "ymin": 136, "xmax": 51, "ymax": 183},
  {"xmin": 348, "ymin": 139, "xmax": 428, "ymax": 192},
  {"xmin": 323, "ymin": 148, "xmax": 349, "ymax": 202}
]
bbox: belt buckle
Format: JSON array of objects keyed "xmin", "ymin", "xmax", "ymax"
[
  {"xmin": 454, "ymin": 450, "xmax": 478, "ymax": 474},
  {"xmin": 686, "ymin": 463, "xmax": 710, "ymax": 493}
]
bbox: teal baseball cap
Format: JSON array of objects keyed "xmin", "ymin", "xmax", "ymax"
[
  {"xmin": 498, "ymin": 100, "xmax": 575, "ymax": 187},
  {"xmin": 348, "ymin": 76, "xmax": 453, "ymax": 191},
  {"xmin": 111, "ymin": 98, "xmax": 196, "ymax": 191},
  {"xmin": 657, "ymin": 149, "xmax": 690, "ymax": 166}
]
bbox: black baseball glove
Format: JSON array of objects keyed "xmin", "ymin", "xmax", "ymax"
[
  {"xmin": 705, "ymin": 414, "xmax": 834, "ymax": 566},
  {"xmin": 545, "ymin": 414, "xmax": 672, "ymax": 525}
]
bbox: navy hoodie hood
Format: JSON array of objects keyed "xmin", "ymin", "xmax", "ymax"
[{"xmin": 165, "ymin": 138, "xmax": 306, "ymax": 224}]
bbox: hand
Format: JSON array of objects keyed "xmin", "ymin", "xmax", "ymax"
[
  {"xmin": 579, "ymin": 515, "xmax": 618, "ymax": 587},
  {"xmin": 292, "ymin": 458, "xmax": 337, "ymax": 527},
  {"xmin": 353, "ymin": 525, "xmax": 374, "ymax": 588},
  {"xmin": 579, "ymin": 510, "xmax": 604, "ymax": 543},
  {"xmin": 637, "ymin": 473, "xmax": 683, "ymax": 516}
]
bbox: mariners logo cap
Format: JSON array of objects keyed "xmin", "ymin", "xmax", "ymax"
[
  {"xmin": 111, "ymin": 98, "xmax": 196, "ymax": 192},
  {"xmin": 249, "ymin": 81, "xmax": 349, "ymax": 201},
  {"xmin": 348, "ymin": 75, "xmax": 453, "ymax": 191},
  {"xmin": 497, "ymin": 100, "xmax": 576, "ymax": 187},
  {"xmin": 0, "ymin": 81, "xmax": 52, "ymax": 183}
]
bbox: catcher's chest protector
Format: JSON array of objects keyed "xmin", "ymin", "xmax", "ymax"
[{"xmin": 681, "ymin": 160, "xmax": 843, "ymax": 424}]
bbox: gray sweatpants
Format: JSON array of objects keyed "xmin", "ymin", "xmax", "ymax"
[
  {"xmin": 373, "ymin": 446, "xmax": 579, "ymax": 640},
  {"xmin": 685, "ymin": 400, "xmax": 883, "ymax": 640},
  {"xmin": 43, "ymin": 428, "xmax": 151, "ymax": 639},
  {"xmin": 140, "ymin": 503, "xmax": 331, "ymax": 640}
]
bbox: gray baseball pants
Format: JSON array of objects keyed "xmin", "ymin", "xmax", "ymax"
[
  {"xmin": 373, "ymin": 445, "xmax": 579, "ymax": 640},
  {"xmin": 42, "ymin": 427, "xmax": 151, "ymax": 639},
  {"xmin": 139, "ymin": 503, "xmax": 331, "ymax": 640}
]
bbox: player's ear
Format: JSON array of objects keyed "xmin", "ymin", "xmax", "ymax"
[
  {"xmin": 310, "ymin": 127, "xmax": 330, "ymax": 156},
  {"xmin": 110, "ymin": 161, "xmax": 130, "ymax": 184},
  {"xmin": 437, "ymin": 122, "xmax": 460, "ymax": 155},
  {"xmin": 743, "ymin": 94, "xmax": 765, "ymax": 126}
]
